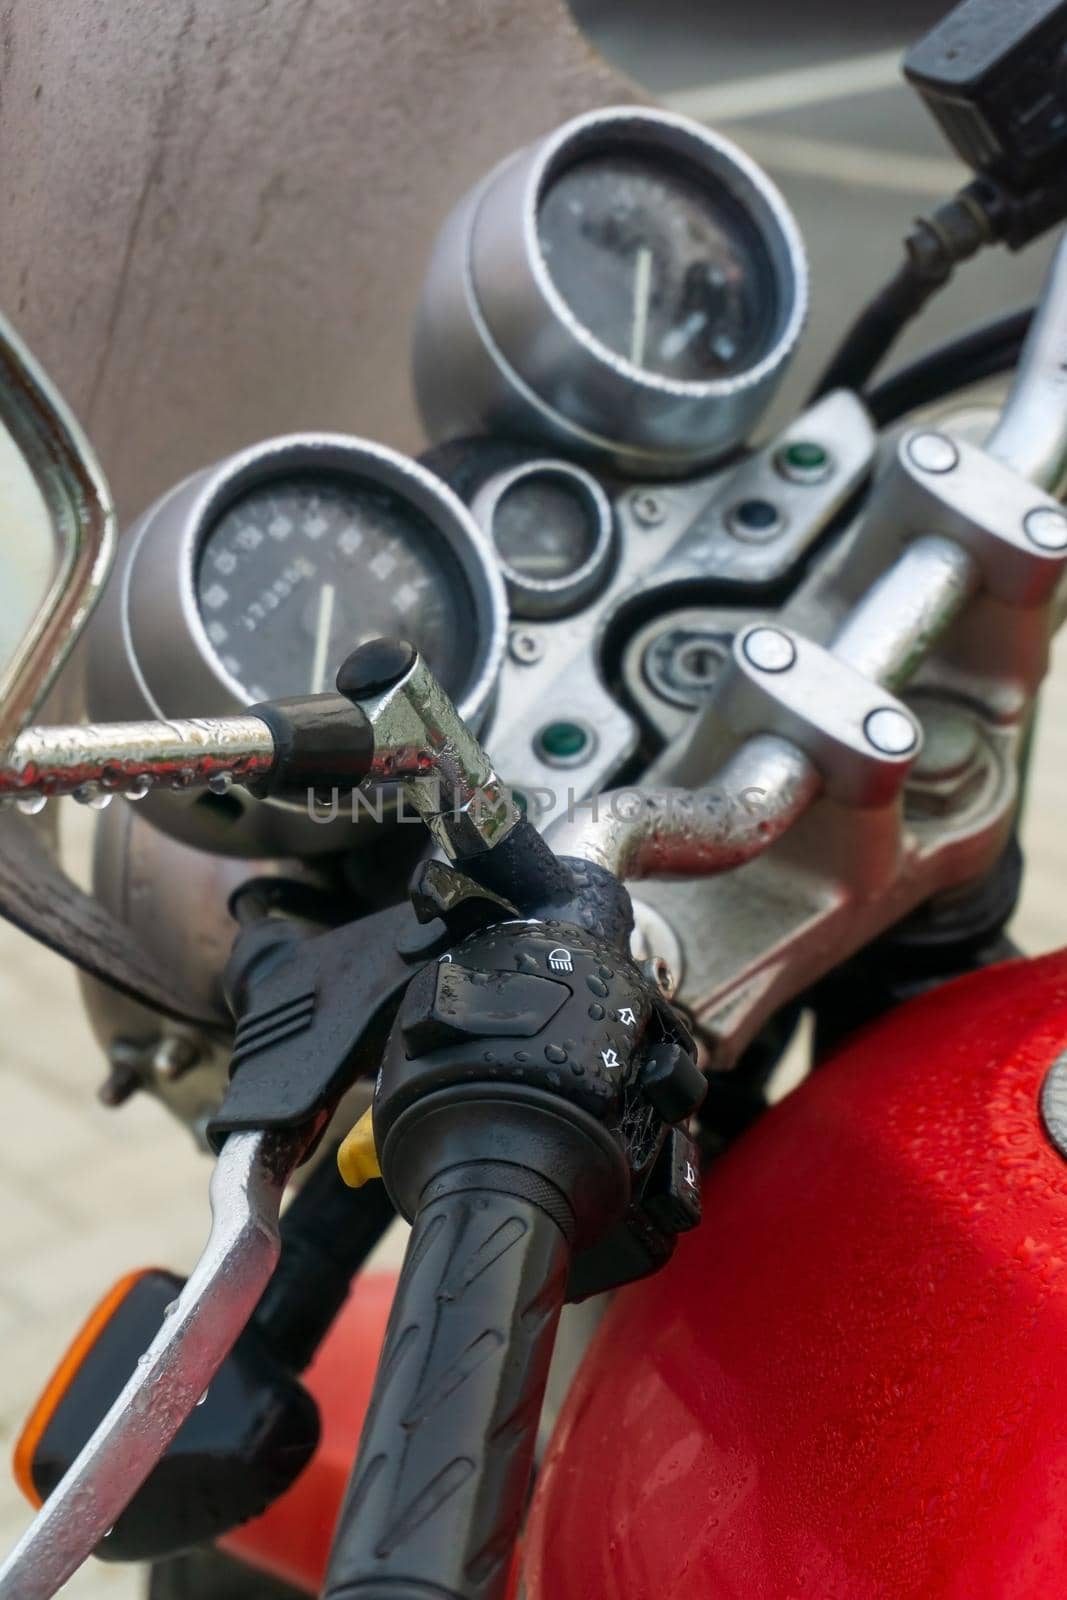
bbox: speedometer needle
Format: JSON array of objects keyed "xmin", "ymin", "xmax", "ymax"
[
  {"xmin": 630, "ymin": 245, "xmax": 653, "ymax": 368},
  {"xmin": 311, "ymin": 581, "xmax": 336, "ymax": 694}
]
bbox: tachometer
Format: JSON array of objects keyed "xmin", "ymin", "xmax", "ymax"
[{"xmin": 415, "ymin": 106, "xmax": 808, "ymax": 475}]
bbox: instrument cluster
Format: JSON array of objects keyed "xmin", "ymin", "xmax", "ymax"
[{"xmin": 85, "ymin": 106, "xmax": 841, "ymax": 859}]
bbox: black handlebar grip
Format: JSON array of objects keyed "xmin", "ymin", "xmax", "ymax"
[{"xmin": 323, "ymin": 1171, "xmax": 571, "ymax": 1600}]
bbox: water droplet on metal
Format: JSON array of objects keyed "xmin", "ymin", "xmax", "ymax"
[
  {"xmin": 126, "ymin": 774, "xmax": 152, "ymax": 800},
  {"xmin": 208, "ymin": 771, "xmax": 233, "ymax": 796},
  {"xmin": 16, "ymin": 793, "xmax": 47, "ymax": 815}
]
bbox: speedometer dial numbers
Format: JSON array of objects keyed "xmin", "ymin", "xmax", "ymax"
[{"xmin": 196, "ymin": 475, "xmax": 467, "ymax": 703}]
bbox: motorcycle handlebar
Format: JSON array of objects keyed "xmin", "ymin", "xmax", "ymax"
[{"xmin": 323, "ymin": 1170, "xmax": 570, "ymax": 1600}]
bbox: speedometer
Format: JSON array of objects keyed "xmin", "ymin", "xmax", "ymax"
[{"xmin": 87, "ymin": 435, "xmax": 507, "ymax": 854}]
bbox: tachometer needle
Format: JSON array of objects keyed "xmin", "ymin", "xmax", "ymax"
[
  {"xmin": 311, "ymin": 581, "xmax": 336, "ymax": 694},
  {"xmin": 630, "ymin": 245, "xmax": 653, "ymax": 369}
]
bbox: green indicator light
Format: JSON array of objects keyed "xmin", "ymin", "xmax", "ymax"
[
  {"xmin": 538, "ymin": 721, "xmax": 590, "ymax": 761},
  {"xmin": 784, "ymin": 440, "xmax": 828, "ymax": 471}
]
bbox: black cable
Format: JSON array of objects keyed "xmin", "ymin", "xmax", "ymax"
[
  {"xmin": 810, "ymin": 186, "xmax": 998, "ymax": 400},
  {"xmin": 252, "ymin": 1145, "xmax": 396, "ymax": 1372},
  {"xmin": 864, "ymin": 305, "xmax": 1033, "ymax": 427}
]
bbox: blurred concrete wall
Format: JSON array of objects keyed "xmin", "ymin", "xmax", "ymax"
[{"xmin": 0, "ymin": 0, "xmax": 639, "ymax": 521}]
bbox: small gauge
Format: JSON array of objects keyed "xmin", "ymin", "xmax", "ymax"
[
  {"xmin": 87, "ymin": 435, "xmax": 507, "ymax": 855},
  {"xmin": 472, "ymin": 459, "xmax": 615, "ymax": 619},
  {"xmin": 416, "ymin": 106, "xmax": 808, "ymax": 476}
]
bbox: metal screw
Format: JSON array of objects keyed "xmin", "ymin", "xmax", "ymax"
[
  {"xmin": 643, "ymin": 955, "xmax": 677, "ymax": 999},
  {"xmin": 742, "ymin": 626, "xmax": 796, "ymax": 674},
  {"xmin": 907, "ymin": 432, "xmax": 959, "ymax": 475},
  {"xmin": 508, "ymin": 626, "xmax": 544, "ymax": 666},
  {"xmin": 629, "ymin": 490, "xmax": 666, "ymax": 528},
  {"xmin": 865, "ymin": 706, "xmax": 919, "ymax": 756},
  {"xmin": 1024, "ymin": 506, "xmax": 1067, "ymax": 552},
  {"xmin": 152, "ymin": 1035, "xmax": 201, "ymax": 1083},
  {"xmin": 98, "ymin": 1039, "xmax": 145, "ymax": 1107}
]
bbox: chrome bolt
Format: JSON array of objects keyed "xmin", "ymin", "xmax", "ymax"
[
  {"xmin": 1024, "ymin": 506, "xmax": 1067, "ymax": 552},
  {"xmin": 912, "ymin": 703, "xmax": 978, "ymax": 782},
  {"xmin": 508, "ymin": 626, "xmax": 544, "ymax": 666},
  {"xmin": 742, "ymin": 626, "xmax": 796, "ymax": 674},
  {"xmin": 630, "ymin": 490, "xmax": 666, "ymax": 528},
  {"xmin": 151, "ymin": 1035, "xmax": 201, "ymax": 1083},
  {"xmin": 907, "ymin": 432, "xmax": 959, "ymax": 475},
  {"xmin": 99, "ymin": 1039, "xmax": 145, "ymax": 1108},
  {"xmin": 642, "ymin": 954, "xmax": 677, "ymax": 999},
  {"xmin": 865, "ymin": 706, "xmax": 919, "ymax": 756},
  {"xmin": 1041, "ymin": 1051, "xmax": 1067, "ymax": 1161}
]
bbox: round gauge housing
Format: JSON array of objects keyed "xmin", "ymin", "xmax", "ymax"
[
  {"xmin": 471, "ymin": 459, "xmax": 615, "ymax": 619},
  {"xmin": 415, "ymin": 106, "xmax": 808, "ymax": 477},
  {"xmin": 87, "ymin": 435, "xmax": 507, "ymax": 855}
]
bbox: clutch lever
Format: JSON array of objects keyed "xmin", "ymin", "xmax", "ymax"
[
  {"xmin": 0, "ymin": 639, "xmax": 550, "ymax": 1600},
  {"xmin": 0, "ymin": 1125, "xmax": 312, "ymax": 1600}
]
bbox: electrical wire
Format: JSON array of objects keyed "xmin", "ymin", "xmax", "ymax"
[
  {"xmin": 863, "ymin": 305, "xmax": 1033, "ymax": 426},
  {"xmin": 810, "ymin": 187, "xmax": 998, "ymax": 400}
]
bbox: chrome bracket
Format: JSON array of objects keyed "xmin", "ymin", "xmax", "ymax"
[
  {"xmin": 867, "ymin": 430, "xmax": 1067, "ymax": 607},
  {"xmin": 715, "ymin": 624, "xmax": 922, "ymax": 807}
]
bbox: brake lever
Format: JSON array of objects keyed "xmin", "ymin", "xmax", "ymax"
[
  {"xmin": 0, "ymin": 641, "xmax": 602, "ymax": 1599},
  {"xmin": 0, "ymin": 1126, "xmax": 311, "ymax": 1600}
]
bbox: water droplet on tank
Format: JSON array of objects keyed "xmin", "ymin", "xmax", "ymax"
[
  {"xmin": 196, "ymin": 1388, "xmax": 209, "ymax": 1407},
  {"xmin": 207, "ymin": 771, "xmax": 233, "ymax": 796},
  {"xmin": 126, "ymin": 774, "xmax": 152, "ymax": 800},
  {"xmin": 16, "ymin": 793, "xmax": 47, "ymax": 815}
]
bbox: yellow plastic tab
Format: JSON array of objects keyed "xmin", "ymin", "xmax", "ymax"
[{"xmin": 337, "ymin": 1106, "xmax": 381, "ymax": 1189}]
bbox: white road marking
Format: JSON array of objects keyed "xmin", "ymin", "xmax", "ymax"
[
  {"xmin": 730, "ymin": 128, "xmax": 966, "ymax": 197},
  {"xmin": 662, "ymin": 46, "xmax": 905, "ymax": 124},
  {"xmin": 310, "ymin": 580, "xmax": 336, "ymax": 693},
  {"xmin": 630, "ymin": 244, "xmax": 654, "ymax": 367}
]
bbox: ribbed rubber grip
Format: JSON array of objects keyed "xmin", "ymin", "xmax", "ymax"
[{"xmin": 323, "ymin": 1178, "xmax": 571, "ymax": 1600}]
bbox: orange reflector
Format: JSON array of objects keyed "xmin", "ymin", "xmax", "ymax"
[{"xmin": 13, "ymin": 1268, "xmax": 158, "ymax": 1507}]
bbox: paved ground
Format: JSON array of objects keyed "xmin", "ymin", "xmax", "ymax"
[{"xmin": 3, "ymin": 5, "xmax": 1067, "ymax": 1596}]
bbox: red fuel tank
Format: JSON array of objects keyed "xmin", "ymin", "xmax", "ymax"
[{"xmin": 523, "ymin": 949, "xmax": 1067, "ymax": 1599}]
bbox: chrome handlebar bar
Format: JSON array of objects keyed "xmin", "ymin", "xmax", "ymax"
[{"xmin": 5, "ymin": 233, "xmax": 1067, "ymax": 889}]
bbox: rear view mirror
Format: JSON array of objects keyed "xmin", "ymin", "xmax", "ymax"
[{"xmin": 0, "ymin": 313, "xmax": 115, "ymax": 759}]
